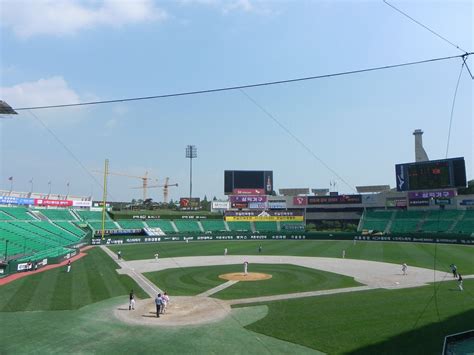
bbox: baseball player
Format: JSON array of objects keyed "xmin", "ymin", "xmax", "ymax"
[
  {"xmin": 450, "ymin": 264, "xmax": 458, "ymax": 278},
  {"xmin": 402, "ymin": 263, "xmax": 408, "ymax": 276},
  {"xmin": 154, "ymin": 253, "xmax": 159, "ymax": 262},
  {"xmin": 458, "ymin": 274, "xmax": 463, "ymax": 291},
  {"xmin": 66, "ymin": 260, "xmax": 71, "ymax": 273},
  {"xmin": 224, "ymin": 248, "xmax": 228, "ymax": 256},
  {"xmin": 342, "ymin": 250, "xmax": 346, "ymax": 259},
  {"xmin": 244, "ymin": 261, "xmax": 249, "ymax": 275},
  {"xmin": 162, "ymin": 292, "xmax": 170, "ymax": 314},
  {"xmin": 129, "ymin": 290, "xmax": 135, "ymax": 310}
]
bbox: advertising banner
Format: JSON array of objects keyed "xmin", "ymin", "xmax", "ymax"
[
  {"xmin": 0, "ymin": 196, "xmax": 35, "ymax": 205},
  {"xmin": 211, "ymin": 201, "xmax": 230, "ymax": 210},
  {"xmin": 72, "ymin": 200, "xmax": 92, "ymax": 207},
  {"xmin": 179, "ymin": 198, "xmax": 200, "ymax": 208},
  {"xmin": 408, "ymin": 190, "xmax": 456, "ymax": 199},
  {"xmin": 435, "ymin": 198, "xmax": 451, "ymax": 205},
  {"xmin": 231, "ymin": 202, "xmax": 248, "ymax": 209},
  {"xmin": 307, "ymin": 195, "xmax": 362, "ymax": 205},
  {"xmin": 230, "ymin": 195, "xmax": 267, "ymax": 203},
  {"xmin": 35, "ymin": 199, "xmax": 73, "ymax": 207},
  {"xmin": 248, "ymin": 202, "xmax": 268, "ymax": 209},
  {"xmin": 386, "ymin": 198, "xmax": 407, "ymax": 207},
  {"xmin": 408, "ymin": 198, "xmax": 430, "ymax": 207},
  {"xmin": 268, "ymin": 201, "xmax": 287, "ymax": 209},
  {"xmin": 293, "ymin": 196, "xmax": 308, "ymax": 206},
  {"xmin": 233, "ymin": 188, "xmax": 265, "ymax": 195},
  {"xmin": 225, "ymin": 210, "xmax": 304, "ymax": 221},
  {"xmin": 460, "ymin": 200, "xmax": 474, "ymax": 206}
]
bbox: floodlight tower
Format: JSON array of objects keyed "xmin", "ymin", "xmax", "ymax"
[{"xmin": 185, "ymin": 145, "xmax": 197, "ymax": 200}]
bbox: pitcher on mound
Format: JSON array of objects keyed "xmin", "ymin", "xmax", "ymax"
[{"xmin": 243, "ymin": 261, "xmax": 249, "ymax": 275}]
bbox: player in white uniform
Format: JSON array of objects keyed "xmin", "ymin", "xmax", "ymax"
[
  {"xmin": 224, "ymin": 248, "xmax": 228, "ymax": 256},
  {"xmin": 154, "ymin": 253, "xmax": 159, "ymax": 262},
  {"xmin": 244, "ymin": 261, "xmax": 249, "ymax": 275},
  {"xmin": 402, "ymin": 263, "xmax": 408, "ymax": 276}
]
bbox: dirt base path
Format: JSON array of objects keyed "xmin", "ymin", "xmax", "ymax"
[{"xmin": 123, "ymin": 255, "xmax": 454, "ymax": 289}]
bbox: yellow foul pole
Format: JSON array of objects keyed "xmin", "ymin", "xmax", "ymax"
[{"xmin": 101, "ymin": 159, "xmax": 109, "ymax": 240}]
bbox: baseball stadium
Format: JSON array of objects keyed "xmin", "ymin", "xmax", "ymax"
[
  {"xmin": 0, "ymin": 134, "xmax": 473, "ymax": 354},
  {"xmin": 1, "ymin": 2, "xmax": 473, "ymax": 354}
]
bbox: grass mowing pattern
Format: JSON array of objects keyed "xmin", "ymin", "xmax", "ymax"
[
  {"xmin": 239, "ymin": 280, "xmax": 474, "ymax": 354},
  {"xmin": 0, "ymin": 298, "xmax": 318, "ymax": 354},
  {"xmin": 0, "ymin": 247, "xmax": 147, "ymax": 312},
  {"xmin": 143, "ymin": 264, "xmax": 361, "ymax": 299},
  {"xmin": 109, "ymin": 240, "xmax": 474, "ymax": 274}
]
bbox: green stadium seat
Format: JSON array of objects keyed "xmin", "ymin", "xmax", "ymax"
[
  {"xmin": 173, "ymin": 220, "xmax": 201, "ymax": 233},
  {"xmin": 227, "ymin": 221, "xmax": 252, "ymax": 232},
  {"xmin": 37, "ymin": 209, "xmax": 76, "ymax": 221},
  {"xmin": 145, "ymin": 220, "xmax": 176, "ymax": 233},
  {"xmin": 117, "ymin": 220, "xmax": 145, "ymax": 229},
  {"xmin": 54, "ymin": 222, "xmax": 86, "ymax": 237},
  {"xmin": 201, "ymin": 220, "xmax": 227, "ymax": 232},
  {"xmin": 76, "ymin": 210, "xmax": 111, "ymax": 221},
  {"xmin": 0, "ymin": 207, "xmax": 36, "ymax": 220},
  {"xmin": 254, "ymin": 222, "xmax": 279, "ymax": 232},
  {"xmin": 88, "ymin": 221, "xmax": 119, "ymax": 230}
]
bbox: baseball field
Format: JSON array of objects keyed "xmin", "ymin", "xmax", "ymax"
[{"xmin": 1, "ymin": 239, "xmax": 473, "ymax": 354}]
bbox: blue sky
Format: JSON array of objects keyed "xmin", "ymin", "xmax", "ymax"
[{"xmin": 0, "ymin": 0, "xmax": 472, "ymax": 202}]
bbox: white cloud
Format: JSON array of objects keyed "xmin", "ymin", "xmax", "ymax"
[
  {"xmin": 0, "ymin": 76, "xmax": 80, "ymax": 110},
  {"xmin": 0, "ymin": 0, "xmax": 167, "ymax": 38},
  {"xmin": 179, "ymin": 0, "xmax": 269, "ymax": 14}
]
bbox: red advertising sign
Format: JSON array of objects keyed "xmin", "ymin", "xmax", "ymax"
[
  {"xmin": 293, "ymin": 196, "xmax": 308, "ymax": 206},
  {"xmin": 34, "ymin": 199, "xmax": 73, "ymax": 207},
  {"xmin": 233, "ymin": 188, "xmax": 265, "ymax": 195}
]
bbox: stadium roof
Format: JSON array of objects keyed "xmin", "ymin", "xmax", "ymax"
[
  {"xmin": 279, "ymin": 188, "xmax": 309, "ymax": 196},
  {"xmin": 356, "ymin": 185, "xmax": 391, "ymax": 193},
  {"xmin": 311, "ymin": 188, "xmax": 329, "ymax": 196},
  {"xmin": 0, "ymin": 100, "xmax": 17, "ymax": 115}
]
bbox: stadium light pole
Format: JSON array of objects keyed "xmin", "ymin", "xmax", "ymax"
[{"xmin": 185, "ymin": 145, "xmax": 197, "ymax": 200}]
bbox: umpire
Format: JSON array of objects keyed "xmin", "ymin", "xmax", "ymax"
[{"xmin": 155, "ymin": 294, "xmax": 163, "ymax": 317}]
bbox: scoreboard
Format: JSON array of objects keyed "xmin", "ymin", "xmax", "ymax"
[
  {"xmin": 224, "ymin": 170, "xmax": 273, "ymax": 195},
  {"xmin": 395, "ymin": 157, "xmax": 466, "ymax": 191}
]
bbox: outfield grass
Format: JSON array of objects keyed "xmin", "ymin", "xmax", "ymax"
[
  {"xmin": 109, "ymin": 240, "xmax": 474, "ymax": 274},
  {"xmin": 0, "ymin": 247, "xmax": 147, "ymax": 312},
  {"xmin": 143, "ymin": 263, "xmax": 361, "ymax": 299},
  {"xmin": 238, "ymin": 279, "xmax": 474, "ymax": 354}
]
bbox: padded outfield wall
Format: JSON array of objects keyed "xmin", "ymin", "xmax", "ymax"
[{"xmin": 89, "ymin": 231, "xmax": 474, "ymax": 246}]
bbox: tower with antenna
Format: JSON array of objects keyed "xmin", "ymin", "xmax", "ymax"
[{"xmin": 413, "ymin": 129, "xmax": 429, "ymax": 162}]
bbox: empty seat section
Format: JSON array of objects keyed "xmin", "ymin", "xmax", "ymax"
[
  {"xmin": 54, "ymin": 222, "xmax": 86, "ymax": 237},
  {"xmin": 77, "ymin": 210, "xmax": 110, "ymax": 221},
  {"xmin": 390, "ymin": 220, "xmax": 420, "ymax": 233},
  {"xmin": 0, "ymin": 210, "xmax": 15, "ymax": 220},
  {"xmin": 88, "ymin": 221, "xmax": 119, "ymax": 230},
  {"xmin": 280, "ymin": 221, "xmax": 305, "ymax": 231},
  {"xmin": 254, "ymin": 221, "xmax": 278, "ymax": 232},
  {"xmin": 420, "ymin": 219, "xmax": 453, "ymax": 232},
  {"xmin": 38, "ymin": 209, "xmax": 75, "ymax": 221},
  {"xmin": 0, "ymin": 207, "xmax": 35, "ymax": 220},
  {"xmin": 145, "ymin": 220, "xmax": 175, "ymax": 233},
  {"xmin": 31, "ymin": 222, "xmax": 79, "ymax": 242},
  {"xmin": 118, "ymin": 220, "xmax": 145, "ymax": 229},
  {"xmin": 201, "ymin": 220, "xmax": 226, "ymax": 232},
  {"xmin": 452, "ymin": 220, "xmax": 474, "ymax": 234},
  {"xmin": 227, "ymin": 221, "xmax": 252, "ymax": 231},
  {"xmin": 173, "ymin": 220, "xmax": 201, "ymax": 233}
]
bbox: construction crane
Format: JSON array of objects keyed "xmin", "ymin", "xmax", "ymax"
[
  {"xmin": 92, "ymin": 170, "xmax": 158, "ymax": 200},
  {"xmin": 138, "ymin": 177, "xmax": 178, "ymax": 203}
]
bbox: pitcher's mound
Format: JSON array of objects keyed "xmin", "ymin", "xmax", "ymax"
[{"xmin": 219, "ymin": 272, "xmax": 272, "ymax": 281}]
